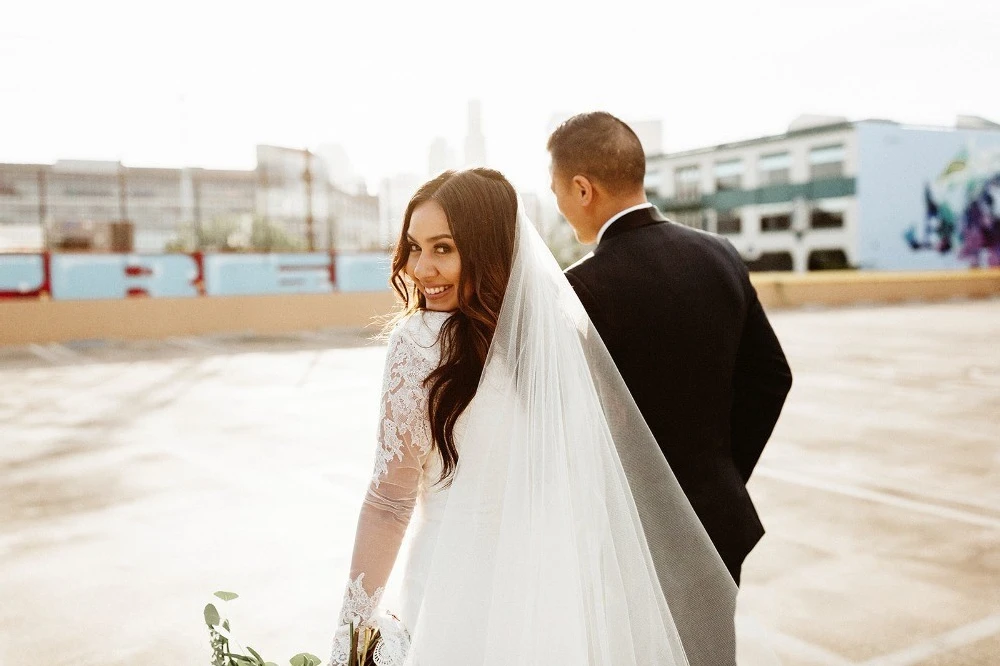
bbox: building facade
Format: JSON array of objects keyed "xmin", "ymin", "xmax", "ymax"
[
  {"xmin": 0, "ymin": 147, "xmax": 381, "ymax": 253},
  {"xmin": 646, "ymin": 116, "xmax": 1000, "ymax": 272}
]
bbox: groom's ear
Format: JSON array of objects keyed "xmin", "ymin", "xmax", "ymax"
[{"xmin": 571, "ymin": 175, "xmax": 594, "ymax": 207}]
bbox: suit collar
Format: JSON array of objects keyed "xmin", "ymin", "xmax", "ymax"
[{"xmin": 598, "ymin": 206, "xmax": 668, "ymax": 245}]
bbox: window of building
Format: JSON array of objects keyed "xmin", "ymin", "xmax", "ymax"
[
  {"xmin": 673, "ymin": 209, "xmax": 706, "ymax": 230},
  {"xmin": 716, "ymin": 210, "xmax": 742, "ymax": 234},
  {"xmin": 808, "ymin": 249, "xmax": 850, "ymax": 270},
  {"xmin": 644, "ymin": 168, "xmax": 662, "ymax": 195},
  {"xmin": 761, "ymin": 213, "xmax": 792, "ymax": 232},
  {"xmin": 810, "ymin": 208, "xmax": 844, "ymax": 229},
  {"xmin": 758, "ymin": 152, "xmax": 791, "ymax": 185},
  {"xmin": 64, "ymin": 186, "xmax": 115, "ymax": 197},
  {"xmin": 713, "ymin": 159, "xmax": 743, "ymax": 191},
  {"xmin": 0, "ymin": 181, "xmax": 18, "ymax": 197},
  {"xmin": 745, "ymin": 251, "xmax": 794, "ymax": 272},
  {"xmin": 809, "ymin": 145, "xmax": 845, "ymax": 180},
  {"xmin": 674, "ymin": 165, "xmax": 700, "ymax": 201}
]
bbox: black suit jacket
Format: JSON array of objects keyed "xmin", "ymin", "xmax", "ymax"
[{"xmin": 565, "ymin": 206, "xmax": 792, "ymax": 581}]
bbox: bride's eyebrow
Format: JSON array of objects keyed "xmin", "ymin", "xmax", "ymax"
[{"xmin": 408, "ymin": 234, "xmax": 453, "ymax": 242}]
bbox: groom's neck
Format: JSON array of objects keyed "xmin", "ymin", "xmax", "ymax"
[{"xmin": 599, "ymin": 191, "xmax": 649, "ymax": 226}]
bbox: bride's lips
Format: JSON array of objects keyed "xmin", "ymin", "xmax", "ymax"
[{"xmin": 422, "ymin": 285, "xmax": 454, "ymax": 301}]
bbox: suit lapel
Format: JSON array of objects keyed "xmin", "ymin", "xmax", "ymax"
[{"xmin": 599, "ymin": 206, "xmax": 668, "ymax": 245}]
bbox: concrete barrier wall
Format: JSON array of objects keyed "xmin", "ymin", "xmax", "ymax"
[
  {"xmin": 1, "ymin": 270, "xmax": 997, "ymax": 345},
  {"xmin": 0, "ymin": 291, "xmax": 398, "ymax": 345},
  {"xmin": 751, "ymin": 269, "xmax": 1000, "ymax": 309}
]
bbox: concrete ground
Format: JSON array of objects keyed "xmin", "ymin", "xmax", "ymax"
[{"xmin": 1, "ymin": 299, "xmax": 997, "ymax": 665}]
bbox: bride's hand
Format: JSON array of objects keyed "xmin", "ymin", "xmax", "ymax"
[{"xmin": 328, "ymin": 624, "xmax": 353, "ymax": 666}]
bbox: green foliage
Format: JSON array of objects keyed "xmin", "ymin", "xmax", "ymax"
[
  {"xmin": 165, "ymin": 217, "xmax": 242, "ymax": 253},
  {"xmin": 164, "ymin": 216, "xmax": 306, "ymax": 253},
  {"xmin": 204, "ymin": 592, "xmax": 323, "ymax": 666},
  {"xmin": 543, "ymin": 221, "xmax": 589, "ymax": 269},
  {"xmin": 249, "ymin": 217, "xmax": 306, "ymax": 252}
]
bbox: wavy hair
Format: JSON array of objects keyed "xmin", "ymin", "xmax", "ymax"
[{"xmin": 388, "ymin": 168, "xmax": 518, "ymax": 483}]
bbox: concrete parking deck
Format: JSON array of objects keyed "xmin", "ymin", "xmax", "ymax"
[{"xmin": 1, "ymin": 299, "xmax": 998, "ymax": 665}]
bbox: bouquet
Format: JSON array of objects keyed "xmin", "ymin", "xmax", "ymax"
[
  {"xmin": 203, "ymin": 591, "xmax": 320, "ymax": 666},
  {"xmin": 330, "ymin": 613, "xmax": 411, "ymax": 666},
  {"xmin": 203, "ymin": 591, "xmax": 410, "ymax": 666}
]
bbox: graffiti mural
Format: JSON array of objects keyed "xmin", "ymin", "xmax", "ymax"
[
  {"xmin": 49, "ymin": 254, "xmax": 204, "ymax": 300},
  {"xmin": 203, "ymin": 253, "xmax": 334, "ymax": 296},
  {"xmin": 905, "ymin": 146, "xmax": 1000, "ymax": 268},
  {"xmin": 0, "ymin": 252, "xmax": 392, "ymax": 300}
]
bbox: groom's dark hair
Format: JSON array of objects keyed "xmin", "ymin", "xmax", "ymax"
[{"xmin": 547, "ymin": 112, "xmax": 646, "ymax": 195}]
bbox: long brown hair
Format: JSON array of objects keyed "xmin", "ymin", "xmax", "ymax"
[{"xmin": 388, "ymin": 169, "xmax": 517, "ymax": 483}]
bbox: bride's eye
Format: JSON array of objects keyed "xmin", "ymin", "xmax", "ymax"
[
  {"xmin": 408, "ymin": 243, "xmax": 420, "ymax": 252},
  {"xmin": 434, "ymin": 244, "xmax": 452, "ymax": 255}
]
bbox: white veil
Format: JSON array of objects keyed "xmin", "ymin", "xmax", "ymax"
[{"xmin": 401, "ymin": 204, "xmax": 767, "ymax": 665}]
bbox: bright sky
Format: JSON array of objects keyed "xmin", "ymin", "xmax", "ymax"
[{"xmin": 2, "ymin": 0, "xmax": 997, "ymax": 193}]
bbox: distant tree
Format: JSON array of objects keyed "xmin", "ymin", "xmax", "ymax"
[
  {"xmin": 249, "ymin": 217, "xmax": 305, "ymax": 252},
  {"xmin": 165, "ymin": 217, "xmax": 243, "ymax": 253},
  {"xmin": 543, "ymin": 221, "xmax": 590, "ymax": 269},
  {"xmin": 165, "ymin": 216, "xmax": 305, "ymax": 253}
]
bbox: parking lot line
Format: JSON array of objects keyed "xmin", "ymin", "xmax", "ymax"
[
  {"xmin": 755, "ymin": 466, "xmax": 1000, "ymax": 531},
  {"xmin": 859, "ymin": 613, "xmax": 1000, "ymax": 666}
]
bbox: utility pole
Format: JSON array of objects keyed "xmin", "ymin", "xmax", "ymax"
[
  {"xmin": 37, "ymin": 168, "xmax": 48, "ymax": 249},
  {"xmin": 117, "ymin": 163, "xmax": 129, "ymax": 222},
  {"xmin": 192, "ymin": 170, "xmax": 202, "ymax": 248},
  {"xmin": 303, "ymin": 148, "xmax": 315, "ymax": 252}
]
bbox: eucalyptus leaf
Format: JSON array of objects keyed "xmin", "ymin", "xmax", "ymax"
[
  {"xmin": 247, "ymin": 646, "xmax": 265, "ymax": 665},
  {"xmin": 204, "ymin": 603, "xmax": 221, "ymax": 627},
  {"xmin": 289, "ymin": 654, "xmax": 321, "ymax": 666},
  {"xmin": 214, "ymin": 591, "xmax": 240, "ymax": 602},
  {"xmin": 223, "ymin": 619, "xmax": 230, "ymax": 632}
]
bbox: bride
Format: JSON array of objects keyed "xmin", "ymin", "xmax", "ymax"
[{"xmin": 329, "ymin": 168, "xmax": 745, "ymax": 666}]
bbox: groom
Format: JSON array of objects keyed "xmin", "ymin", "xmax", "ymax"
[{"xmin": 549, "ymin": 112, "xmax": 792, "ymax": 586}]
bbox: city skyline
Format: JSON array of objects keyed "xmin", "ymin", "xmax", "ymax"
[{"xmin": 3, "ymin": 0, "xmax": 998, "ymax": 193}]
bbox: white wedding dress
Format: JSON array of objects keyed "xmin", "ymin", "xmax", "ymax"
[
  {"xmin": 330, "ymin": 309, "xmax": 457, "ymax": 665},
  {"xmin": 329, "ymin": 205, "xmax": 770, "ymax": 666}
]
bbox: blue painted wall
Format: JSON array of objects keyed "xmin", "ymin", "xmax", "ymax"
[{"xmin": 0, "ymin": 252, "xmax": 392, "ymax": 300}]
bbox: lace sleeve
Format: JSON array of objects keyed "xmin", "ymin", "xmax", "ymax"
[{"xmin": 330, "ymin": 328, "xmax": 434, "ymax": 664}]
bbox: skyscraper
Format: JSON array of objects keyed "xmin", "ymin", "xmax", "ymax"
[
  {"xmin": 428, "ymin": 137, "xmax": 457, "ymax": 177},
  {"xmin": 463, "ymin": 100, "xmax": 487, "ymax": 168}
]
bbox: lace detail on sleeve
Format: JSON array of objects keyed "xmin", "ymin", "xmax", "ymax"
[
  {"xmin": 329, "ymin": 320, "xmax": 438, "ymax": 666},
  {"xmin": 372, "ymin": 331, "xmax": 434, "ymax": 488},
  {"xmin": 338, "ymin": 572, "xmax": 384, "ymax": 627}
]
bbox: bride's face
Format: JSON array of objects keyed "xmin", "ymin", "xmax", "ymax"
[{"xmin": 405, "ymin": 200, "xmax": 462, "ymax": 312}]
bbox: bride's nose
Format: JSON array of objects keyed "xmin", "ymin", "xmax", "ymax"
[{"xmin": 413, "ymin": 253, "xmax": 437, "ymax": 280}]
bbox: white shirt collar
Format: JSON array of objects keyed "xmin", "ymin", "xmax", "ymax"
[{"xmin": 596, "ymin": 202, "xmax": 654, "ymax": 244}]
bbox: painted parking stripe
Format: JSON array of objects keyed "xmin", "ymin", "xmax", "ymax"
[
  {"xmin": 27, "ymin": 343, "xmax": 81, "ymax": 363},
  {"xmin": 759, "ymin": 628, "xmax": 856, "ymax": 665},
  {"xmin": 859, "ymin": 613, "xmax": 1000, "ymax": 666},
  {"xmin": 756, "ymin": 466, "xmax": 1000, "ymax": 531}
]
